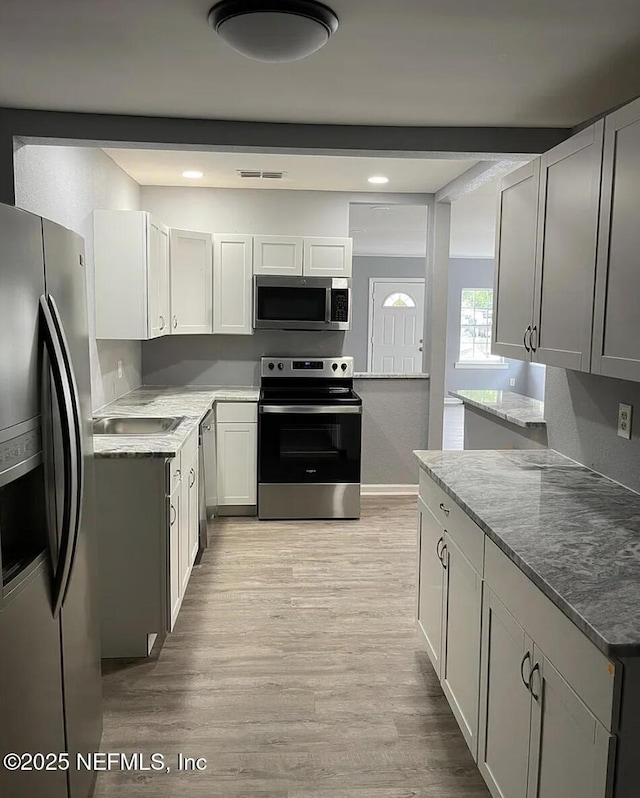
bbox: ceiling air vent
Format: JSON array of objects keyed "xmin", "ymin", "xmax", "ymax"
[{"xmin": 237, "ymin": 170, "xmax": 287, "ymax": 180}]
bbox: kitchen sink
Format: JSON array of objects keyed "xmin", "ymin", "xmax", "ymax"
[{"xmin": 92, "ymin": 417, "xmax": 184, "ymax": 435}]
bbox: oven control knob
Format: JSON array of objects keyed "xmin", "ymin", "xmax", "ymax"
[
  {"xmin": 268, "ymin": 362, "xmax": 275, "ymax": 370},
  {"xmin": 341, "ymin": 363, "xmax": 347, "ymax": 371},
  {"xmin": 277, "ymin": 362, "xmax": 284, "ymax": 370},
  {"xmin": 332, "ymin": 363, "xmax": 338, "ymax": 371}
]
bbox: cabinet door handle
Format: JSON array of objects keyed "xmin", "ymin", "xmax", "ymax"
[
  {"xmin": 520, "ymin": 651, "xmax": 532, "ymax": 690},
  {"xmin": 439, "ymin": 502, "xmax": 450, "ymax": 517},
  {"xmin": 159, "ymin": 314, "xmax": 165, "ymax": 330},
  {"xmin": 523, "ymin": 325, "xmax": 532, "ymax": 353},
  {"xmin": 172, "ymin": 315, "xmax": 178, "ymax": 329},
  {"xmin": 189, "ymin": 468, "xmax": 196, "ymax": 488},
  {"xmin": 170, "ymin": 504, "xmax": 177, "ymax": 526},
  {"xmin": 436, "ymin": 535, "xmax": 444, "ymax": 561},
  {"xmin": 529, "ymin": 662, "xmax": 540, "ymax": 700},
  {"xmin": 531, "ymin": 325, "xmax": 538, "ymax": 353},
  {"xmin": 440, "ymin": 542, "xmax": 448, "ymax": 569}
]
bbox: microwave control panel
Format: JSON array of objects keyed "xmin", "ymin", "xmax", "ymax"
[{"xmin": 331, "ymin": 289, "xmax": 349, "ymax": 322}]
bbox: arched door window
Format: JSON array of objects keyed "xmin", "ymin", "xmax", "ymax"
[{"xmin": 383, "ymin": 292, "xmax": 416, "ymax": 308}]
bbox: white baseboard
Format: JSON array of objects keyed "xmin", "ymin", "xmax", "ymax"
[{"xmin": 361, "ymin": 484, "xmax": 419, "ymax": 496}]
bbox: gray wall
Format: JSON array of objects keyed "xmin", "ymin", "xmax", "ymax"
[
  {"xmin": 521, "ymin": 364, "xmax": 546, "ymax": 402},
  {"xmin": 142, "ymin": 332, "xmax": 345, "ymax": 387},
  {"xmin": 355, "ymin": 378, "xmax": 429, "ymax": 485},
  {"xmin": 446, "ymin": 258, "xmax": 545, "ymax": 400},
  {"xmin": 545, "ymin": 367, "xmax": 640, "ymax": 492},
  {"xmin": 344, "ymin": 255, "xmax": 426, "ymax": 371},
  {"xmin": 13, "ymin": 143, "xmax": 142, "ymax": 410}
]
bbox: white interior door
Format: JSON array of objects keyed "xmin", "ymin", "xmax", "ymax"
[{"xmin": 369, "ymin": 279, "xmax": 425, "ymax": 373}]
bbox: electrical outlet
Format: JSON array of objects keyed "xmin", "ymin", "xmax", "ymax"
[
  {"xmin": 509, "ymin": 378, "xmax": 516, "ymax": 387},
  {"xmin": 117, "ymin": 359, "xmax": 124, "ymax": 379},
  {"xmin": 618, "ymin": 403, "xmax": 632, "ymax": 440}
]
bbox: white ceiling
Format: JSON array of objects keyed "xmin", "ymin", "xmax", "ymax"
[
  {"xmin": 103, "ymin": 148, "xmax": 477, "ymax": 192},
  {"xmin": 2, "ymin": 1, "xmax": 640, "ymax": 127},
  {"xmin": 349, "ymin": 204, "xmax": 428, "ymax": 258}
]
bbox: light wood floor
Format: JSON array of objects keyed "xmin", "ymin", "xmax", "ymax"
[
  {"xmin": 443, "ymin": 404, "xmax": 464, "ymax": 451},
  {"xmin": 96, "ymin": 497, "xmax": 489, "ymax": 797}
]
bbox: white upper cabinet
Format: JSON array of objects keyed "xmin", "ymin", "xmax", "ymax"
[
  {"xmin": 148, "ymin": 218, "xmax": 170, "ymax": 338},
  {"xmin": 492, "ymin": 161, "xmax": 540, "ymax": 361},
  {"xmin": 533, "ymin": 121, "xmax": 604, "ymax": 371},
  {"xmin": 94, "ymin": 210, "xmax": 170, "ymax": 340},
  {"xmin": 169, "ymin": 229, "xmax": 213, "ymax": 334},
  {"xmin": 303, "ymin": 237, "xmax": 353, "ymax": 277},
  {"xmin": 592, "ymin": 97, "xmax": 640, "ymax": 381},
  {"xmin": 213, "ymin": 234, "xmax": 253, "ymax": 335},
  {"xmin": 253, "ymin": 235, "xmax": 303, "ymax": 276}
]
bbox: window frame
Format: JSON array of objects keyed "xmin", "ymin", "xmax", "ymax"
[{"xmin": 455, "ymin": 287, "xmax": 506, "ymax": 369}]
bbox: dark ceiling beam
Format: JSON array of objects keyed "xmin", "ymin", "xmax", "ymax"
[{"xmin": 0, "ymin": 106, "xmax": 570, "ymax": 205}]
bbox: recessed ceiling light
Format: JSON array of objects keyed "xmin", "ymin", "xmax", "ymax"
[
  {"xmin": 371, "ymin": 206, "xmax": 390, "ymax": 212},
  {"xmin": 182, "ymin": 170, "xmax": 204, "ymax": 179},
  {"xmin": 208, "ymin": 0, "xmax": 339, "ymax": 63},
  {"xmin": 368, "ymin": 176, "xmax": 389, "ymax": 185}
]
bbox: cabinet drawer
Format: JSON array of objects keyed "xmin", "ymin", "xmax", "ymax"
[
  {"xmin": 180, "ymin": 426, "xmax": 199, "ymax": 470},
  {"xmin": 216, "ymin": 402, "xmax": 257, "ymax": 423},
  {"xmin": 485, "ymin": 538, "xmax": 618, "ymax": 730},
  {"xmin": 169, "ymin": 452, "xmax": 182, "ymax": 493},
  {"xmin": 419, "ymin": 470, "xmax": 484, "ymax": 574}
]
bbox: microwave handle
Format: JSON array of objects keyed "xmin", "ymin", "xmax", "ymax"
[{"xmin": 326, "ymin": 287, "xmax": 332, "ymax": 323}]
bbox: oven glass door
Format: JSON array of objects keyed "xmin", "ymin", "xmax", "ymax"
[
  {"xmin": 256, "ymin": 286, "xmax": 328, "ymax": 323},
  {"xmin": 259, "ymin": 409, "xmax": 361, "ymax": 484}
]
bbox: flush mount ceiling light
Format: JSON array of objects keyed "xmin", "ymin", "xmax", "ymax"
[
  {"xmin": 368, "ymin": 176, "xmax": 389, "ymax": 185},
  {"xmin": 182, "ymin": 170, "xmax": 204, "ymax": 179},
  {"xmin": 208, "ymin": 0, "xmax": 339, "ymax": 63}
]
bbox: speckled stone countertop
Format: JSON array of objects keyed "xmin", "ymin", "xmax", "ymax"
[
  {"xmin": 354, "ymin": 373, "xmax": 430, "ymax": 379},
  {"xmin": 93, "ymin": 386, "xmax": 259, "ymax": 459},
  {"xmin": 414, "ymin": 449, "xmax": 640, "ymax": 657},
  {"xmin": 450, "ymin": 389, "xmax": 545, "ymax": 428}
]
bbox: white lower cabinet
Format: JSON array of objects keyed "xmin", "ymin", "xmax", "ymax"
[
  {"xmin": 217, "ymin": 424, "xmax": 257, "ymax": 505},
  {"xmin": 440, "ymin": 532, "xmax": 482, "ymax": 758},
  {"xmin": 187, "ymin": 452, "xmax": 200, "ymax": 565},
  {"xmin": 479, "ymin": 588, "xmax": 613, "ymax": 798},
  {"xmin": 417, "ymin": 498, "xmax": 445, "ymax": 677},
  {"xmin": 417, "ymin": 471, "xmax": 616, "ymax": 798},
  {"xmin": 168, "ymin": 483, "xmax": 182, "ymax": 632},
  {"xmin": 527, "ymin": 650, "xmax": 612, "ymax": 798},
  {"xmin": 478, "ymin": 589, "xmax": 536, "ymax": 798}
]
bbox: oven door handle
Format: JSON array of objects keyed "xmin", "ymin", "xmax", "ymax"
[{"xmin": 260, "ymin": 405, "xmax": 362, "ymax": 415}]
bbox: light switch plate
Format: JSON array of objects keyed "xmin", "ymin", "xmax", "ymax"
[
  {"xmin": 618, "ymin": 403, "xmax": 632, "ymax": 440},
  {"xmin": 117, "ymin": 359, "xmax": 124, "ymax": 379}
]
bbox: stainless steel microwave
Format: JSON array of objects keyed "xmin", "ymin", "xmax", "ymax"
[{"xmin": 253, "ymin": 276, "xmax": 351, "ymax": 331}]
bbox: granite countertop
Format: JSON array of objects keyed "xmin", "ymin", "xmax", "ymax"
[
  {"xmin": 414, "ymin": 449, "xmax": 640, "ymax": 657},
  {"xmin": 354, "ymin": 373, "xmax": 430, "ymax": 379},
  {"xmin": 93, "ymin": 386, "xmax": 259, "ymax": 459},
  {"xmin": 450, "ymin": 389, "xmax": 545, "ymax": 428}
]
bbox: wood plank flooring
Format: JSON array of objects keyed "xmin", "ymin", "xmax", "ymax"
[
  {"xmin": 443, "ymin": 404, "xmax": 464, "ymax": 451},
  {"xmin": 96, "ymin": 497, "xmax": 489, "ymax": 798}
]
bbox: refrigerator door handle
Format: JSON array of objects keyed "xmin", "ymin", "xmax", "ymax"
[
  {"xmin": 40, "ymin": 295, "xmax": 79, "ymax": 618},
  {"xmin": 47, "ymin": 294, "xmax": 85, "ymax": 612}
]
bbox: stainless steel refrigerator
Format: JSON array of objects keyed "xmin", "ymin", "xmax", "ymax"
[{"xmin": 0, "ymin": 203, "xmax": 102, "ymax": 798}]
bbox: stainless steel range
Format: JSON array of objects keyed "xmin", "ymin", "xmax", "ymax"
[{"xmin": 258, "ymin": 357, "xmax": 362, "ymax": 520}]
